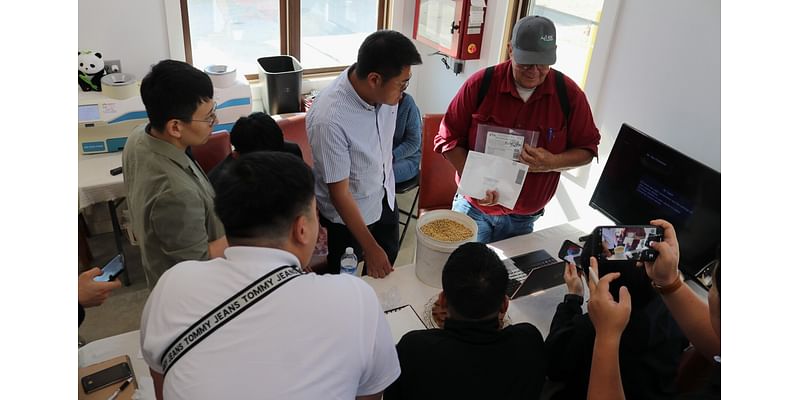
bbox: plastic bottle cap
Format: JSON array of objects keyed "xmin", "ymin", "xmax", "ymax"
[{"xmin": 345, "ymin": 247, "xmax": 354, "ymax": 255}]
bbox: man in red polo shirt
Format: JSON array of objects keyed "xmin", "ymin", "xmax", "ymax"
[{"xmin": 435, "ymin": 15, "xmax": 601, "ymax": 243}]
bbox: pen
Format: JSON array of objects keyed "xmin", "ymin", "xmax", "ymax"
[
  {"xmin": 107, "ymin": 377, "xmax": 133, "ymax": 400},
  {"xmin": 547, "ymin": 127, "xmax": 554, "ymax": 143}
]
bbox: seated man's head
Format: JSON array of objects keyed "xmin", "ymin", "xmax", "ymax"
[
  {"xmin": 230, "ymin": 112, "xmax": 285, "ymax": 155},
  {"xmin": 213, "ymin": 151, "xmax": 318, "ymax": 266},
  {"xmin": 140, "ymin": 60, "xmax": 216, "ymax": 148},
  {"xmin": 441, "ymin": 242, "xmax": 509, "ymax": 322},
  {"xmin": 354, "ymin": 30, "xmax": 422, "ymax": 106}
]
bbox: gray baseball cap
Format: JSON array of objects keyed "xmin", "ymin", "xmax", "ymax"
[{"xmin": 511, "ymin": 15, "xmax": 557, "ymax": 65}]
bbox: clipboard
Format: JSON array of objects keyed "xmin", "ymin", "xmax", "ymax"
[{"xmin": 78, "ymin": 354, "xmax": 138, "ymax": 400}]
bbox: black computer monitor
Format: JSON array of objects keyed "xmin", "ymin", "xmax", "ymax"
[{"xmin": 589, "ymin": 123, "xmax": 721, "ymax": 286}]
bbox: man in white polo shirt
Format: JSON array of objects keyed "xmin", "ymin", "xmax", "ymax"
[
  {"xmin": 140, "ymin": 152, "xmax": 400, "ymax": 400},
  {"xmin": 307, "ymin": 30, "xmax": 422, "ymax": 278}
]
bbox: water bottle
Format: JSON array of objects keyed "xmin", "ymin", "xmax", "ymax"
[{"xmin": 340, "ymin": 247, "xmax": 358, "ymax": 276}]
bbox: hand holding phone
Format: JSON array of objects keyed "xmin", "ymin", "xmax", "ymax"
[
  {"xmin": 558, "ymin": 239, "xmax": 583, "ymax": 267},
  {"xmin": 94, "ymin": 254, "xmax": 125, "ymax": 282},
  {"xmin": 79, "ymin": 265, "xmax": 122, "ymax": 308}
]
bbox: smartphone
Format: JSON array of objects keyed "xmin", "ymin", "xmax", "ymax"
[
  {"xmin": 81, "ymin": 362, "xmax": 132, "ymax": 393},
  {"xmin": 593, "ymin": 225, "xmax": 664, "ymax": 262},
  {"xmin": 557, "ymin": 239, "xmax": 583, "ymax": 267},
  {"xmin": 94, "ymin": 254, "xmax": 125, "ymax": 282}
]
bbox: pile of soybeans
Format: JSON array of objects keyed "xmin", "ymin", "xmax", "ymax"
[{"xmin": 419, "ymin": 219, "xmax": 473, "ymax": 242}]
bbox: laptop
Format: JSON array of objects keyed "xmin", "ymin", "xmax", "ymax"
[{"xmin": 502, "ymin": 249, "xmax": 566, "ymax": 299}]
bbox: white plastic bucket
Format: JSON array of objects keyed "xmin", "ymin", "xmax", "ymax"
[
  {"xmin": 414, "ymin": 210, "xmax": 478, "ymax": 288},
  {"xmin": 100, "ymin": 73, "xmax": 138, "ymax": 100},
  {"xmin": 204, "ymin": 65, "xmax": 237, "ymax": 88}
]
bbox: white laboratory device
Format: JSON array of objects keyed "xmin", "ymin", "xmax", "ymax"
[
  {"xmin": 77, "ymin": 65, "xmax": 252, "ymax": 155},
  {"xmin": 78, "ymin": 86, "xmax": 147, "ymax": 155}
]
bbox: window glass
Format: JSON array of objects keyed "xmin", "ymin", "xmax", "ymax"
[
  {"xmin": 527, "ymin": 0, "xmax": 605, "ymax": 88},
  {"xmin": 187, "ymin": 0, "xmax": 282, "ymax": 75},
  {"xmin": 300, "ymin": 0, "xmax": 378, "ymax": 69}
]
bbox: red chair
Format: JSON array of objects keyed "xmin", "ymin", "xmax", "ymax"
[
  {"xmin": 276, "ymin": 113, "xmax": 314, "ymax": 167},
  {"xmin": 418, "ymin": 114, "xmax": 458, "ymax": 217},
  {"xmin": 275, "ymin": 112, "xmax": 330, "ymax": 273},
  {"xmin": 191, "ymin": 130, "xmax": 232, "ymax": 174}
]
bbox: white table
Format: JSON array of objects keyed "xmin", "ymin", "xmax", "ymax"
[
  {"xmin": 365, "ymin": 222, "xmax": 589, "ymax": 334},
  {"xmin": 78, "ymin": 152, "xmax": 125, "ymax": 210},
  {"xmin": 78, "ymin": 330, "xmax": 155, "ymax": 400}
]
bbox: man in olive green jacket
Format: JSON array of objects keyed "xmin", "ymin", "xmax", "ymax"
[{"xmin": 123, "ymin": 60, "xmax": 228, "ymax": 289}]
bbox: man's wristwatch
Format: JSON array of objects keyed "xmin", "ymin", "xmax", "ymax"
[{"xmin": 651, "ymin": 274, "xmax": 683, "ymax": 295}]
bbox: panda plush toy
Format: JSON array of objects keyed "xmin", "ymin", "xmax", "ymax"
[{"xmin": 79, "ymin": 51, "xmax": 106, "ymax": 92}]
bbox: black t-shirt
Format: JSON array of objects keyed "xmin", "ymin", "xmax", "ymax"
[
  {"xmin": 384, "ymin": 318, "xmax": 547, "ymax": 400},
  {"xmin": 545, "ymin": 294, "xmax": 689, "ymax": 400},
  {"xmin": 675, "ymin": 363, "xmax": 721, "ymax": 400}
]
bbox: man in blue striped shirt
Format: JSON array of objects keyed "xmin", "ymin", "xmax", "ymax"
[{"xmin": 307, "ymin": 30, "xmax": 422, "ymax": 278}]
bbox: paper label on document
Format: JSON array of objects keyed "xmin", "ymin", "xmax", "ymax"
[
  {"xmin": 485, "ymin": 131, "xmax": 525, "ymax": 161},
  {"xmin": 458, "ymin": 151, "xmax": 528, "ymax": 209}
]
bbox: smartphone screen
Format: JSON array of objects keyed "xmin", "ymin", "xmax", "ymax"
[
  {"xmin": 558, "ymin": 240, "xmax": 583, "ymax": 266},
  {"xmin": 597, "ymin": 226, "xmax": 661, "ymax": 261},
  {"xmin": 81, "ymin": 362, "xmax": 132, "ymax": 393},
  {"xmin": 94, "ymin": 254, "xmax": 124, "ymax": 282}
]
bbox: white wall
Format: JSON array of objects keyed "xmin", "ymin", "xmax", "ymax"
[
  {"xmin": 592, "ymin": 0, "xmax": 721, "ymax": 171},
  {"xmin": 78, "ymin": 0, "xmax": 170, "ymax": 81},
  {"xmin": 399, "ymin": 2, "xmax": 511, "ymax": 115}
]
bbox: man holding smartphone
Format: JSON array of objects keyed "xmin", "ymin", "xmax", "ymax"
[{"xmin": 543, "ymin": 249, "xmax": 688, "ymax": 398}]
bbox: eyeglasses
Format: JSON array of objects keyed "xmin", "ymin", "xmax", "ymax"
[
  {"xmin": 383, "ymin": 74, "xmax": 411, "ymax": 91},
  {"xmin": 515, "ymin": 63, "xmax": 550, "ymax": 71},
  {"xmin": 188, "ymin": 102, "xmax": 218, "ymax": 126},
  {"xmin": 399, "ymin": 78, "xmax": 410, "ymax": 91}
]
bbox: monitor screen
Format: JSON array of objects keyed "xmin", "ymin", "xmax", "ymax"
[
  {"xmin": 79, "ymin": 104, "xmax": 101, "ymax": 122},
  {"xmin": 589, "ymin": 123, "xmax": 720, "ymax": 281}
]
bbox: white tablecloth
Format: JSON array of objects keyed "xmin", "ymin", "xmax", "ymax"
[{"xmin": 78, "ymin": 152, "xmax": 125, "ymax": 209}]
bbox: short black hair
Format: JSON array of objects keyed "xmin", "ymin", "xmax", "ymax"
[
  {"xmin": 213, "ymin": 151, "xmax": 314, "ymax": 242},
  {"xmin": 442, "ymin": 242, "xmax": 509, "ymax": 320},
  {"xmin": 354, "ymin": 30, "xmax": 422, "ymax": 81},
  {"xmin": 230, "ymin": 112, "xmax": 284, "ymax": 154},
  {"xmin": 140, "ymin": 60, "xmax": 214, "ymax": 131}
]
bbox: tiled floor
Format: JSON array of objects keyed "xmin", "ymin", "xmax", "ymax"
[{"xmin": 78, "ymin": 188, "xmax": 422, "ymax": 344}]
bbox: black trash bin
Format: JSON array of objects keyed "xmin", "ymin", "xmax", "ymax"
[{"xmin": 257, "ymin": 55, "xmax": 303, "ymax": 115}]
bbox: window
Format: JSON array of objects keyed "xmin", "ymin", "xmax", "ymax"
[
  {"xmin": 180, "ymin": 0, "xmax": 389, "ymax": 78},
  {"xmin": 519, "ymin": 0, "xmax": 606, "ymax": 88}
]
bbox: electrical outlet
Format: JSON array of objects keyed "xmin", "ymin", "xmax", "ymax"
[{"xmin": 105, "ymin": 60, "xmax": 122, "ymax": 74}]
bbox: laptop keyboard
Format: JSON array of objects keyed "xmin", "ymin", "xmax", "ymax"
[{"xmin": 504, "ymin": 251, "xmax": 560, "ymax": 297}]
